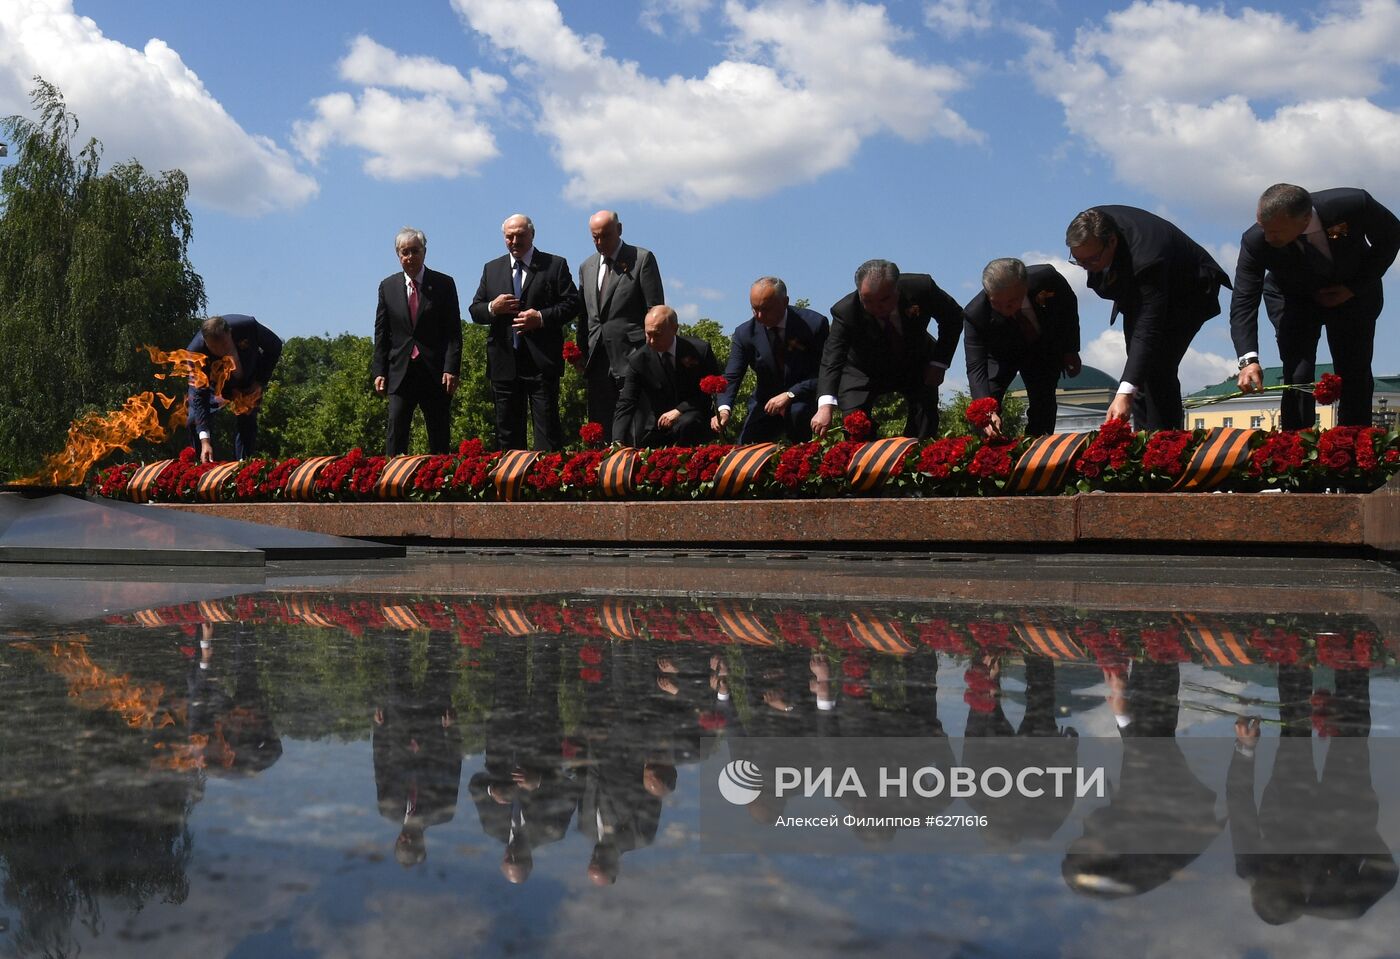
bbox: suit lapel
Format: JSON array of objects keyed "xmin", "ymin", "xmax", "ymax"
[{"xmin": 599, "ymin": 244, "xmax": 632, "ymax": 315}]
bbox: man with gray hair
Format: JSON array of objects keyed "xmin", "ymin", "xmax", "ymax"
[
  {"xmin": 812, "ymin": 259, "xmax": 964, "ymax": 439},
  {"xmin": 469, "ymin": 214, "xmax": 581, "ymax": 451},
  {"xmin": 1230, "ymin": 183, "xmax": 1400, "ymax": 428},
  {"xmin": 373, "ymin": 227, "xmax": 462, "ymax": 455},
  {"xmin": 963, "ymin": 259, "xmax": 1081, "ymax": 437},
  {"xmin": 712, "ymin": 276, "xmax": 829, "ymax": 443}
]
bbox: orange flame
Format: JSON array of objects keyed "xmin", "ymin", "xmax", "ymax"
[
  {"xmin": 15, "ymin": 391, "xmax": 186, "ymax": 487},
  {"xmin": 13, "ymin": 343, "xmax": 243, "ymax": 487},
  {"xmin": 16, "ymin": 638, "xmax": 175, "ymax": 730}
]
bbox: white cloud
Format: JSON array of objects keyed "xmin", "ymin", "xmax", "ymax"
[
  {"xmin": 924, "ymin": 0, "xmax": 993, "ymax": 37},
  {"xmin": 452, "ymin": 0, "xmax": 982, "ymax": 209},
  {"xmin": 641, "ymin": 0, "xmax": 716, "ymax": 34},
  {"xmin": 0, "ymin": 0, "xmax": 316, "ymax": 215},
  {"xmin": 294, "ymin": 36, "xmax": 505, "ymax": 181},
  {"xmin": 1024, "ymin": 0, "xmax": 1400, "ymax": 215}
]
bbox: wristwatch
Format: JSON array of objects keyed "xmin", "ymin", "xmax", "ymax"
[{"xmin": 1238, "ymin": 357, "xmax": 1258, "ymax": 370}]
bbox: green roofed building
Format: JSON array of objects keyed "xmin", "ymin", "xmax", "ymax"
[{"xmin": 1182, "ymin": 364, "xmax": 1400, "ymax": 431}]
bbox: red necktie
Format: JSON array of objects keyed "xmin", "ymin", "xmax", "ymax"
[{"xmin": 409, "ymin": 278, "xmax": 421, "ymax": 359}]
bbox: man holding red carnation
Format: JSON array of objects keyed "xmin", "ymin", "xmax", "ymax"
[
  {"xmin": 1230, "ymin": 183, "xmax": 1400, "ymax": 429},
  {"xmin": 812, "ymin": 259, "xmax": 964, "ymax": 440},
  {"xmin": 963, "ymin": 258, "xmax": 1082, "ymax": 437},
  {"xmin": 613, "ymin": 305, "xmax": 719, "ymax": 447}
]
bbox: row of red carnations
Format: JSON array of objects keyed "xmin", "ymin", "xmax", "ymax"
[{"xmin": 92, "ymin": 412, "xmax": 1400, "ymax": 503}]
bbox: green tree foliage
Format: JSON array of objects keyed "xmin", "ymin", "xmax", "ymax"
[{"xmin": 0, "ymin": 79, "xmax": 205, "ymax": 478}]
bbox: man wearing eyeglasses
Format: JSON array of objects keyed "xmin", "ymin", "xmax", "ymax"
[
  {"xmin": 1066, "ymin": 207, "xmax": 1230, "ymax": 429},
  {"xmin": 373, "ymin": 227, "xmax": 462, "ymax": 456}
]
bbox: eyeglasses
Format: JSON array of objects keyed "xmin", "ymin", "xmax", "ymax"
[{"xmin": 1069, "ymin": 239, "xmax": 1113, "ymax": 270}]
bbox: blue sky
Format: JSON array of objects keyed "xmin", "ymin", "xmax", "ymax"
[{"xmin": 4, "ymin": 0, "xmax": 1398, "ymax": 396}]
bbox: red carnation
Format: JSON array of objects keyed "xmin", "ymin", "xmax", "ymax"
[
  {"xmin": 698, "ymin": 711, "xmax": 728, "ymax": 732},
  {"xmin": 700, "ymin": 375, "xmax": 728, "ymax": 396},
  {"xmin": 562, "ymin": 339, "xmax": 584, "ymax": 368},
  {"xmin": 579, "ymin": 644, "xmax": 603, "ymax": 665},
  {"xmin": 842, "ymin": 409, "xmax": 874, "ymax": 441},
  {"xmin": 965, "ymin": 397, "xmax": 1000, "ymax": 431},
  {"xmin": 1312, "ymin": 373, "xmax": 1342, "ymax": 406},
  {"xmin": 579, "ymin": 421, "xmax": 604, "ymax": 447}
]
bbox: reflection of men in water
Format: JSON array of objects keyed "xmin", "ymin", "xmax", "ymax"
[
  {"xmin": 1063, "ymin": 661, "xmax": 1225, "ymax": 897},
  {"xmin": 468, "ymin": 639, "xmax": 579, "ymax": 883},
  {"xmin": 186, "ymin": 622, "xmax": 282, "ymax": 775},
  {"xmin": 372, "ymin": 632, "xmax": 462, "ymax": 867},
  {"xmin": 962, "ymin": 654, "xmax": 1079, "ymax": 847},
  {"xmin": 1229, "ymin": 664, "xmax": 1397, "ymax": 923},
  {"xmin": 186, "ymin": 314, "xmax": 283, "ymax": 463}
]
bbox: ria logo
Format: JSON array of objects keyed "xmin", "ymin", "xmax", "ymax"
[{"xmin": 717, "ymin": 759, "xmax": 764, "ymax": 806}]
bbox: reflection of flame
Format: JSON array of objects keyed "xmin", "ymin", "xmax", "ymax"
[
  {"xmin": 17, "ymin": 638, "xmax": 176, "ymax": 730},
  {"xmin": 13, "ymin": 344, "xmax": 237, "ymax": 487}
]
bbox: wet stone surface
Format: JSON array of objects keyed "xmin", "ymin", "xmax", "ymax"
[{"xmin": 1, "ymin": 553, "xmax": 1399, "ymax": 958}]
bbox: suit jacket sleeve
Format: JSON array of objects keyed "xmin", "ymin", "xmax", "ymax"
[
  {"xmin": 962, "ymin": 311, "xmax": 991, "ymax": 399},
  {"xmin": 926, "ymin": 280, "xmax": 965, "ymax": 368},
  {"xmin": 187, "ymin": 337, "xmax": 215, "ymax": 434},
  {"xmin": 719, "ymin": 328, "xmax": 747, "ymax": 410},
  {"xmin": 1228, "ymin": 233, "xmax": 1265, "ymax": 358},
  {"xmin": 790, "ymin": 314, "xmax": 828, "ymax": 400},
  {"xmin": 1356, "ymin": 189, "xmax": 1400, "ymax": 284},
  {"xmin": 251, "ymin": 320, "xmax": 283, "ymax": 385},
  {"xmin": 818, "ymin": 304, "xmax": 854, "ymax": 400},
  {"xmin": 1120, "ymin": 263, "xmax": 1169, "ymax": 387},
  {"xmin": 441, "ymin": 274, "xmax": 463, "ymax": 377},
  {"xmin": 373, "ymin": 281, "xmax": 392, "ymax": 380},
  {"xmin": 540, "ymin": 257, "xmax": 581, "ymax": 331},
  {"xmin": 468, "ymin": 263, "xmax": 496, "ymax": 326},
  {"xmin": 1049, "ymin": 270, "xmax": 1080, "ymax": 354},
  {"xmin": 638, "ymin": 250, "xmax": 665, "ymax": 310}
]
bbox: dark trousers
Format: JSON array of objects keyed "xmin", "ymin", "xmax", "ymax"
[
  {"xmin": 737, "ymin": 400, "xmax": 815, "ymax": 444},
  {"xmin": 1272, "ymin": 301, "xmax": 1379, "ymax": 429},
  {"xmin": 387, "ymin": 360, "xmax": 452, "ymax": 456},
  {"xmin": 586, "ymin": 365, "xmax": 624, "ymax": 443},
  {"xmin": 987, "ymin": 356, "xmax": 1060, "ymax": 437},
  {"xmin": 188, "ymin": 411, "xmax": 258, "ymax": 460},
  {"xmin": 840, "ymin": 382, "xmax": 939, "ymax": 439},
  {"xmin": 1124, "ymin": 313, "xmax": 1207, "ymax": 431},
  {"xmin": 491, "ymin": 375, "xmax": 564, "ymax": 451}
]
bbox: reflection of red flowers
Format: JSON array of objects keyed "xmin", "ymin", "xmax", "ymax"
[
  {"xmin": 963, "ymin": 664, "xmax": 998, "ymax": 713},
  {"xmin": 580, "ymin": 667, "xmax": 603, "ymax": 683},
  {"xmin": 841, "ymin": 655, "xmax": 868, "ymax": 679},
  {"xmin": 700, "ymin": 375, "xmax": 728, "ymax": 396},
  {"xmin": 698, "ymin": 711, "xmax": 728, "ymax": 731},
  {"xmin": 1248, "ymin": 626, "xmax": 1300, "ymax": 665},
  {"xmin": 1311, "ymin": 691, "xmax": 1337, "ymax": 737},
  {"xmin": 965, "ymin": 397, "xmax": 1000, "ymax": 431},
  {"xmin": 579, "ymin": 644, "xmax": 603, "ymax": 665},
  {"xmin": 1316, "ymin": 631, "xmax": 1375, "ymax": 671},
  {"xmin": 562, "ymin": 339, "xmax": 584, "ymax": 367},
  {"xmin": 841, "ymin": 681, "xmax": 868, "ymax": 698},
  {"xmin": 1312, "ymin": 373, "xmax": 1342, "ymax": 406},
  {"xmin": 842, "ymin": 410, "xmax": 874, "ymax": 442},
  {"xmin": 580, "ymin": 421, "xmax": 604, "ymax": 447},
  {"xmin": 1141, "ymin": 626, "xmax": 1190, "ymax": 663}
]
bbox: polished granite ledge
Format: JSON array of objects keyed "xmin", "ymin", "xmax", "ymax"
[{"xmin": 158, "ymin": 490, "xmax": 1397, "ymax": 555}]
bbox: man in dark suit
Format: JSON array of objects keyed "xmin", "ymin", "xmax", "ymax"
[
  {"xmin": 811, "ymin": 259, "xmax": 964, "ymax": 439},
  {"xmin": 185, "ymin": 314, "xmax": 282, "ymax": 462},
  {"xmin": 468, "ymin": 214, "xmax": 582, "ymax": 451},
  {"xmin": 1066, "ymin": 206, "xmax": 1230, "ymax": 429},
  {"xmin": 372, "ymin": 227, "xmax": 462, "ymax": 455},
  {"xmin": 1231, "ymin": 184, "xmax": 1400, "ymax": 428},
  {"xmin": 963, "ymin": 259, "xmax": 1082, "ymax": 437},
  {"xmin": 613, "ymin": 305, "xmax": 719, "ymax": 447},
  {"xmin": 712, "ymin": 276, "xmax": 829, "ymax": 443},
  {"xmin": 577, "ymin": 210, "xmax": 665, "ymax": 441}
]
